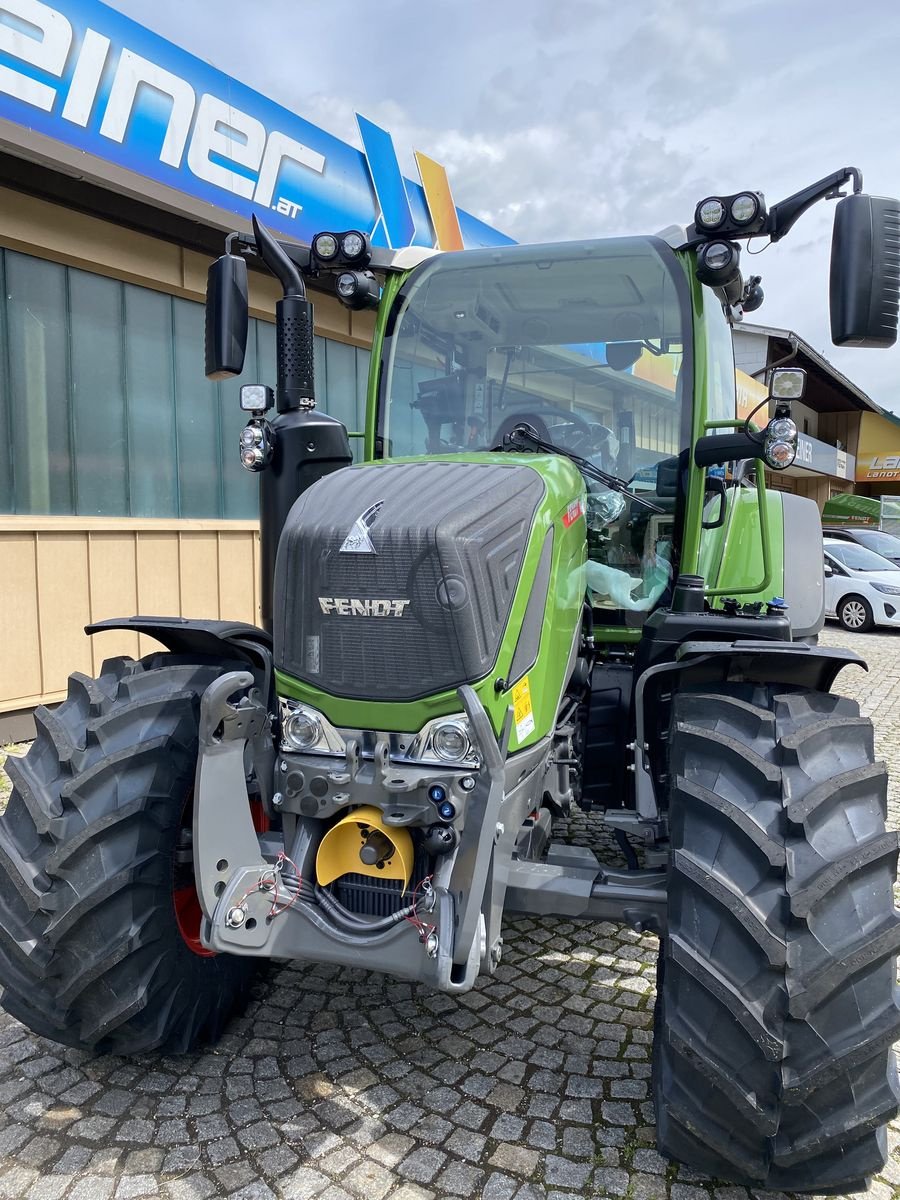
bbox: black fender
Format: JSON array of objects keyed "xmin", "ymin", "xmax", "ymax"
[
  {"xmin": 673, "ymin": 638, "xmax": 866, "ymax": 693},
  {"xmin": 85, "ymin": 616, "xmax": 274, "ymax": 701},
  {"xmin": 632, "ymin": 638, "xmax": 867, "ymax": 824}
]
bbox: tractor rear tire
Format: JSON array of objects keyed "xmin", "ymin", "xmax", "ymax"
[
  {"xmin": 654, "ymin": 683, "xmax": 900, "ymax": 1191},
  {"xmin": 0, "ymin": 654, "xmax": 261, "ymax": 1054}
]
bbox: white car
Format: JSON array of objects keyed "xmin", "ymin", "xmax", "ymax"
[{"xmin": 824, "ymin": 537, "xmax": 900, "ymax": 631}]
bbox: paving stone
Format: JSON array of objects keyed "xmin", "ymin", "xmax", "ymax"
[
  {"xmin": 489, "ymin": 1143, "xmax": 540, "ymax": 1177},
  {"xmin": 397, "ymin": 1148, "xmax": 446, "ymax": 1184},
  {"xmin": 279, "ymin": 1168, "xmax": 330, "ymax": 1199},
  {"xmin": 26, "ymin": 1178, "xmax": 71, "ymax": 1200},
  {"xmin": 114, "ymin": 1177, "xmax": 157, "ymax": 1200}
]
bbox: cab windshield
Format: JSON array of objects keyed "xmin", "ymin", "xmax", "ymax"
[{"xmin": 378, "ymin": 237, "xmax": 692, "ymax": 620}]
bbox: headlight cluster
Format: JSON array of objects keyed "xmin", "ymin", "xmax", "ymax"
[
  {"xmin": 279, "ymin": 700, "xmax": 345, "ymax": 756},
  {"xmin": 277, "ymin": 701, "xmax": 479, "ymax": 769},
  {"xmin": 872, "ymin": 583, "xmax": 900, "ymax": 596},
  {"xmin": 695, "ymin": 190, "xmax": 766, "ymax": 235},
  {"xmin": 238, "ymin": 420, "xmax": 273, "ymax": 472},
  {"xmin": 763, "ymin": 403, "xmax": 800, "ymax": 470},
  {"xmin": 311, "ymin": 230, "xmax": 370, "ymax": 266},
  {"xmin": 412, "ymin": 715, "xmax": 479, "ymax": 767}
]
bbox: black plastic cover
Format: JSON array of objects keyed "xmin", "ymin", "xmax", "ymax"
[
  {"xmin": 205, "ymin": 254, "xmax": 248, "ymax": 379},
  {"xmin": 274, "ymin": 460, "xmax": 545, "ymax": 701},
  {"xmin": 830, "ymin": 194, "xmax": 900, "ymax": 348}
]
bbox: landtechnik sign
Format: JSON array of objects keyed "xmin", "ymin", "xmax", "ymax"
[{"xmin": 0, "ymin": 0, "xmax": 513, "ymax": 250}]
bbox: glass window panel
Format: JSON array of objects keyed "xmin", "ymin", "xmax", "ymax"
[
  {"xmin": 254, "ymin": 319, "xmax": 277, "ymax": 391},
  {"xmin": 313, "ymin": 335, "xmax": 327, "ymax": 411},
  {"xmin": 173, "ymin": 297, "xmax": 222, "ymax": 517},
  {"xmin": 324, "ymin": 339, "xmax": 358, "ymax": 431},
  {"xmin": 0, "ymin": 252, "xmax": 12, "ymax": 513},
  {"xmin": 5, "ymin": 251, "xmax": 72, "ymax": 513},
  {"xmin": 69, "ymin": 269, "xmax": 127, "ymax": 515},
  {"xmin": 123, "ymin": 284, "xmax": 177, "ymax": 517}
]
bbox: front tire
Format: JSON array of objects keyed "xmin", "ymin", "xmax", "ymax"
[
  {"xmin": 0, "ymin": 654, "xmax": 261, "ymax": 1054},
  {"xmin": 654, "ymin": 684, "xmax": 900, "ymax": 1191},
  {"xmin": 838, "ymin": 593, "xmax": 874, "ymax": 632}
]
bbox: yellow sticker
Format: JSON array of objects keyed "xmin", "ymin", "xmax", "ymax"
[{"xmin": 512, "ymin": 675, "xmax": 535, "ymax": 742}]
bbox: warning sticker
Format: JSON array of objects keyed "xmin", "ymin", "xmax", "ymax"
[
  {"xmin": 512, "ymin": 675, "xmax": 536, "ymax": 743},
  {"xmin": 562, "ymin": 498, "xmax": 585, "ymax": 528}
]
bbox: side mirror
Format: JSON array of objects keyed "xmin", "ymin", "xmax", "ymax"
[
  {"xmin": 205, "ymin": 253, "xmax": 248, "ymax": 380},
  {"xmin": 830, "ymin": 194, "xmax": 900, "ymax": 347},
  {"xmin": 823, "ymin": 561, "xmax": 834, "ymax": 577}
]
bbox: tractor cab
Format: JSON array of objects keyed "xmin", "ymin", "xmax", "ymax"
[{"xmin": 375, "ymin": 236, "xmax": 693, "ymax": 625}]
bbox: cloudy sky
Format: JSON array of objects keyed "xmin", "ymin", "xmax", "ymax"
[{"xmin": 111, "ymin": 0, "xmax": 900, "ymax": 408}]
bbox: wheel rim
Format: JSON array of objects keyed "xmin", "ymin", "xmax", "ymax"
[
  {"xmin": 173, "ymin": 788, "xmax": 215, "ymax": 957},
  {"xmin": 173, "ymin": 885, "xmax": 215, "ymax": 957},
  {"xmin": 842, "ymin": 600, "xmax": 868, "ymax": 629}
]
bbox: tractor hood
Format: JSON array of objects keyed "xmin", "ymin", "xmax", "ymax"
[{"xmin": 273, "ymin": 458, "xmax": 551, "ymax": 702}]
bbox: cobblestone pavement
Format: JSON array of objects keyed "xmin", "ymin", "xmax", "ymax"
[{"xmin": 0, "ymin": 625, "xmax": 899, "ymax": 1200}]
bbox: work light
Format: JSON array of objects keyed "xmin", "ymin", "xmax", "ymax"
[
  {"xmin": 335, "ymin": 270, "xmax": 381, "ymax": 310},
  {"xmin": 696, "ymin": 198, "xmax": 726, "ymax": 229},
  {"xmin": 770, "ymin": 367, "xmax": 807, "ymax": 400},
  {"xmin": 695, "ymin": 240, "xmax": 741, "ymax": 289},
  {"xmin": 312, "ymin": 232, "xmax": 339, "ymax": 261},
  {"xmin": 240, "ymin": 383, "xmax": 273, "ymax": 412},
  {"xmin": 340, "ymin": 231, "xmax": 368, "ymax": 262},
  {"xmin": 730, "ymin": 193, "xmax": 760, "ymax": 224}
]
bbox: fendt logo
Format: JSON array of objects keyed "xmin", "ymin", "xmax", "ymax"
[
  {"xmin": 318, "ymin": 598, "xmax": 411, "ymax": 618},
  {"xmin": 0, "ymin": 0, "xmax": 509, "ymax": 250}
]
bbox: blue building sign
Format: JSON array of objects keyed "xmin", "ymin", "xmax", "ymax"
[{"xmin": 0, "ymin": 0, "xmax": 514, "ymax": 250}]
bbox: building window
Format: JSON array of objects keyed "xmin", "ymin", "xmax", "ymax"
[{"xmin": 0, "ymin": 248, "xmax": 370, "ymax": 518}]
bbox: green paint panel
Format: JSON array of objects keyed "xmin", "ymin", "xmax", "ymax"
[{"xmin": 701, "ymin": 486, "xmax": 784, "ymax": 604}]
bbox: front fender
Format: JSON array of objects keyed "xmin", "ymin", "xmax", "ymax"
[{"xmin": 85, "ymin": 616, "xmax": 273, "ymax": 696}]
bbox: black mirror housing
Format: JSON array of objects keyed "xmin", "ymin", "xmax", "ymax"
[
  {"xmin": 205, "ymin": 253, "xmax": 249, "ymax": 380},
  {"xmin": 830, "ymin": 194, "xmax": 900, "ymax": 347},
  {"xmin": 694, "ymin": 431, "xmax": 762, "ymax": 468}
]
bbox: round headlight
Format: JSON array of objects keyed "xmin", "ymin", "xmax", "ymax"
[
  {"xmin": 432, "ymin": 720, "xmax": 471, "ymax": 763},
  {"xmin": 768, "ymin": 417, "xmax": 797, "ymax": 442},
  {"xmin": 731, "ymin": 192, "xmax": 759, "ymax": 224},
  {"xmin": 240, "ymin": 446, "xmax": 265, "ymax": 471},
  {"xmin": 283, "ymin": 709, "xmax": 322, "ymax": 752},
  {"xmin": 240, "ymin": 425, "xmax": 263, "ymax": 448},
  {"xmin": 313, "ymin": 232, "xmax": 339, "ymax": 261},
  {"xmin": 697, "ymin": 198, "xmax": 726, "ymax": 228},
  {"xmin": 703, "ymin": 241, "xmax": 735, "ymax": 271},
  {"xmin": 764, "ymin": 438, "xmax": 797, "ymax": 469},
  {"xmin": 336, "ymin": 271, "xmax": 358, "ymax": 299},
  {"xmin": 341, "ymin": 231, "xmax": 367, "ymax": 260}
]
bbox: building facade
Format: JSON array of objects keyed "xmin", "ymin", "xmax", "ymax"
[{"xmin": 0, "ymin": 0, "xmax": 512, "ymax": 732}]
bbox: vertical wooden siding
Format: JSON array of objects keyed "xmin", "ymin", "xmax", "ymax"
[{"xmin": 0, "ymin": 518, "xmax": 260, "ymax": 713}]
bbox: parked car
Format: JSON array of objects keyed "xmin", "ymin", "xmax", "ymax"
[
  {"xmin": 822, "ymin": 525, "xmax": 900, "ymax": 565},
  {"xmin": 824, "ymin": 537, "xmax": 900, "ymax": 631}
]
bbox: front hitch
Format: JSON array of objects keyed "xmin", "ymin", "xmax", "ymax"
[{"xmin": 193, "ymin": 671, "xmax": 270, "ymax": 922}]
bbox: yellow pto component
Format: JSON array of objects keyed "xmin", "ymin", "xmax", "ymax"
[{"xmin": 315, "ymin": 806, "xmax": 414, "ymax": 889}]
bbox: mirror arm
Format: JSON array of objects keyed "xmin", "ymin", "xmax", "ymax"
[{"xmin": 765, "ymin": 167, "xmax": 863, "ymax": 243}]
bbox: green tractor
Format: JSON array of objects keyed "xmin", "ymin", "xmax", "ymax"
[{"xmin": 2, "ymin": 168, "xmax": 899, "ymax": 1191}]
